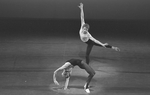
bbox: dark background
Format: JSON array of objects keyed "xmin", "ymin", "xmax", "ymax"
[
  {"xmin": 0, "ymin": 0, "xmax": 150, "ymax": 20},
  {"xmin": 0, "ymin": 0, "xmax": 150, "ymax": 41},
  {"xmin": 0, "ymin": 1, "xmax": 150, "ymax": 95}
]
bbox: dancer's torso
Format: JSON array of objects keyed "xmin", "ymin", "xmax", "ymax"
[
  {"xmin": 79, "ymin": 29, "xmax": 90, "ymax": 42},
  {"xmin": 66, "ymin": 59, "xmax": 84, "ymax": 69}
]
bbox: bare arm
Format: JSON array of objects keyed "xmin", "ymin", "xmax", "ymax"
[
  {"xmin": 53, "ymin": 62, "xmax": 71, "ymax": 85},
  {"xmin": 78, "ymin": 3, "xmax": 85, "ymax": 27},
  {"xmin": 88, "ymin": 33, "xmax": 106, "ymax": 47},
  {"xmin": 64, "ymin": 77, "xmax": 70, "ymax": 90},
  {"xmin": 53, "ymin": 68, "xmax": 60, "ymax": 85}
]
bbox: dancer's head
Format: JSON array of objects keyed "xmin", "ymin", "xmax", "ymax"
[
  {"xmin": 61, "ymin": 62, "xmax": 73, "ymax": 78},
  {"xmin": 82, "ymin": 23, "xmax": 90, "ymax": 31},
  {"xmin": 62, "ymin": 69, "xmax": 71, "ymax": 78}
]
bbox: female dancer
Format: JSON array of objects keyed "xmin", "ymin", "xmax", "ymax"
[
  {"xmin": 78, "ymin": 3, "xmax": 120, "ymax": 64},
  {"xmin": 53, "ymin": 59, "xmax": 95, "ymax": 93}
]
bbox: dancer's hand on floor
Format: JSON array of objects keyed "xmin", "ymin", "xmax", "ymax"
[{"xmin": 64, "ymin": 87, "xmax": 68, "ymax": 90}]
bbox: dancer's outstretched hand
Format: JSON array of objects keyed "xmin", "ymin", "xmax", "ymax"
[
  {"xmin": 112, "ymin": 46, "xmax": 120, "ymax": 51},
  {"xmin": 54, "ymin": 80, "xmax": 59, "ymax": 85},
  {"xmin": 78, "ymin": 3, "xmax": 83, "ymax": 8}
]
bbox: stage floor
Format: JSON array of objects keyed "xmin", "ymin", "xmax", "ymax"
[{"xmin": 0, "ymin": 36, "xmax": 150, "ymax": 95}]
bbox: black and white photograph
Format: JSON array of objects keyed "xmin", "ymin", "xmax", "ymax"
[{"xmin": 0, "ymin": 0, "xmax": 150, "ymax": 95}]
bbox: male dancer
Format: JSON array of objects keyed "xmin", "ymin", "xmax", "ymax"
[
  {"xmin": 53, "ymin": 59, "xmax": 95, "ymax": 93},
  {"xmin": 78, "ymin": 3, "xmax": 120, "ymax": 64}
]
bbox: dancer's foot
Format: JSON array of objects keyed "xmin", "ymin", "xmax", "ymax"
[
  {"xmin": 84, "ymin": 84, "xmax": 90, "ymax": 93},
  {"xmin": 85, "ymin": 88, "xmax": 90, "ymax": 93}
]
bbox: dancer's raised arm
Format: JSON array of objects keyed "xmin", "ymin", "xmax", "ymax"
[{"xmin": 78, "ymin": 3, "xmax": 85, "ymax": 27}]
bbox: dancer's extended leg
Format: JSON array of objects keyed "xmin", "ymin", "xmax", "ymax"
[
  {"xmin": 85, "ymin": 66, "xmax": 95, "ymax": 89},
  {"xmin": 86, "ymin": 44, "xmax": 93, "ymax": 64},
  {"xmin": 85, "ymin": 39, "xmax": 103, "ymax": 64},
  {"xmin": 82, "ymin": 62, "xmax": 95, "ymax": 89}
]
